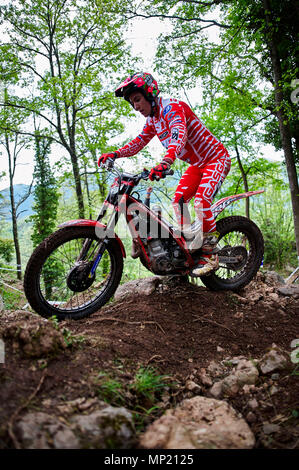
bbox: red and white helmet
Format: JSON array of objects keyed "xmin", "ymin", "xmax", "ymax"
[{"xmin": 115, "ymin": 72, "xmax": 160, "ymax": 103}]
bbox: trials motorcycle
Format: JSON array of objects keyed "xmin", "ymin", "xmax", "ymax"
[{"xmin": 24, "ymin": 158, "xmax": 264, "ymax": 320}]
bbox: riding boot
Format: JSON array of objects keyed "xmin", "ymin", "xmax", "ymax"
[
  {"xmin": 182, "ymin": 226, "xmax": 203, "ymax": 252},
  {"xmin": 191, "ymin": 231, "xmax": 220, "ymax": 276},
  {"xmin": 131, "ymin": 239, "xmax": 141, "ymax": 259}
]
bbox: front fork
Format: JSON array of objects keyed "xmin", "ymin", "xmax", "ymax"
[{"xmin": 77, "ymin": 203, "xmax": 120, "ymax": 277}]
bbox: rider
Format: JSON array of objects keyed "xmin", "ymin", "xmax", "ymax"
[{"xmin": 98, "ymin": 72, "xmax": 231, "ymax": 276}]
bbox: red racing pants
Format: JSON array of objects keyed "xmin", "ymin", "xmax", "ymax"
[{"xmin": 172, "ymin": 152, "xmax": 231, "ymax": 233}]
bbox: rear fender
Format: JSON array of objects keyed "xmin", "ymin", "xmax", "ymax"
[
  {"xmin": 59, "ymin": 219, "xmax": 126, "ymax": 258},
  {"xmin": 211, "ymin": 190, "xmax": 264, "ymax": 219}
]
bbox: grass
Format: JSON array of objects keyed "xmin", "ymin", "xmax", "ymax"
[
  {"xmin": 49, "ymin": 315, "xmax": 85, "ymax": 348},
  {"xmin": 95, "ymin": 365, "xmax": 178, "ymax": 432}
]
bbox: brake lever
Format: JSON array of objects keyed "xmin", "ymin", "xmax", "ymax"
[
  {"xmin": 152, "ymin": 168, "xmax": 174, "ymax": 181},
  {"xmin": 100, "ymin": 157, "xmax": 116, "ymax": 171}
]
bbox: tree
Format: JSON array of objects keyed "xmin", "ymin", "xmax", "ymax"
[
  {"xmin": 0, "ymin": 88, "xmax": 31, "ymax": 280},
  {"xmin": 0, "ymin": 0, "xmax": 133, "ymax": 218},
  {"xmin": 126, "ymin": 0, "xmax": 299, "ymax": 263},
  {"xmin": 29, "ymin": 132, "xmax": 58, "ymax": 247}
]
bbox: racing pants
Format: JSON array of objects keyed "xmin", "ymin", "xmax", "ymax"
[{"xmin": 172, "ymin": 152, "xmax": 231, "ymax": 233}]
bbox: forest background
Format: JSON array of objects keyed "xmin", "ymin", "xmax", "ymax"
[{"xmin": 0, "ymin": 0, "xmax": 298, "ymax": 309}]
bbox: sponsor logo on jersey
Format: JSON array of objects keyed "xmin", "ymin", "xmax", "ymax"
[
  {"xmin": 171, "ymin": 128, "xmax": 179, "ymax": 140},
  {"xmin": 160, "ymin": 131, "xmax": 168, "ymax": 139},
  {"xmin": 163, "ymin": 104, "xmax": 172, "ymax": 116}
]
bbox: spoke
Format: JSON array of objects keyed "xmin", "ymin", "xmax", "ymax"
[
  {"xmin": 215, "ymin": 230, "xmax": 251, "ymax": 281},
  {"xmin": 38, "ymin": 237, "xmax": 112, "ymax": 312}
]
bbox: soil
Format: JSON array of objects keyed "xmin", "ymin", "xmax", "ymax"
[{"xmin": 0, "ymin": 272, "xmax": 298, "ymax": 450}]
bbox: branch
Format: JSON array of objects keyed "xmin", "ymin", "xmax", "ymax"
[
  {"xmin": 0, "ymin": 125, "xmax": 63, "ymax": 148},
  {"xmin": 126, "ymin": 9, "xmax": 231, "ymax": 28},
  {"xmin": 0, "ymin": 102, "xmax": 58, "ymax": 130},
  {"xmin": 176, "ymin": 0, "xmax": 221, "ymax": 4}
]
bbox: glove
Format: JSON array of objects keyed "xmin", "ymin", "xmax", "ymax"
[
  {"xmin": 149, "ymin": 161, "xmax": 170, "ymax": 181},
  {"xmin": 98, "ymin": 152, "xmax": 117, "ymax": 167}
]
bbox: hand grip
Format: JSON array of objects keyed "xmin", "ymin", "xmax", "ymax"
[{"xmin": 152, "ymin": 168, "xmax": 174, "ymax": 181}]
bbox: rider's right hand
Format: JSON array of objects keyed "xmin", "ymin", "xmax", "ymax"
[{"xmin": 98, "ymin": 152, "xmax": 117, "ymax": 167}]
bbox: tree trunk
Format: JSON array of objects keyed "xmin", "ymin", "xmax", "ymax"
[
  {"xmin": 235, "ymin": 144, "xmax": 250, "ymax": 218},
  {"xmin": 10, "ymin": 188, "xmax": 22, "ymax": 280},
  {"xmin": 70, "ymin": 149, "xmax": 85, "ymax": 219},
  {"xmin": 263, "ymin": 0, "xmax": 299, "ymax": 261},
  {"xmin": 7, "ymin": 141, "xmax": 22, "ymax": 280}
]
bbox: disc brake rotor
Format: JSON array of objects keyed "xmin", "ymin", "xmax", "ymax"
[
  {"xmin": 218, "ymin": 245, "xmax": 248, "ymax": 271},
  {"xmin": 66, "ymin": 261, "xmax": 95, "ymax": 292}
]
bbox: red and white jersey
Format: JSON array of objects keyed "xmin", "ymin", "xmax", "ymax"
[{"xmin": 115, "ymin": 97, "xmax": 229, "ymax": 167}]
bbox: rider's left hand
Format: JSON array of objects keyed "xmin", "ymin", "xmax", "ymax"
[
  {"xmin": 149, "ymin": 162, "xmax": 170, "ymax": 181},
  {"xmin": 98, "ymin": 152, "xmax": 117, "ymax": 167}
]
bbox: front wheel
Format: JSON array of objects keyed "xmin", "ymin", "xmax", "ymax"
[
  {"xmin": 200, "ymin": 216, "xmax": 264, "ymax": 291},
  {"xmin": 24, "ymin": 226, "xmax": 123, "ymax": 320}
]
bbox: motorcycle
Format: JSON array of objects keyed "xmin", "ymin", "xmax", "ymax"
[{"xmin": 24, "ymin": 158, "xmax": 264, "ymax": 321}]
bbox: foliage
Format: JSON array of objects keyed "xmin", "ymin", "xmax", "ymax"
[
  {"xmin": 95, "ymin": 365, "xmax": 176, "ymax": 430},
  {"xmin": 131, "ymin": 0, "xmax": 299, "ymax": 257},
  {"xmin": 254, "ymin": 186, "xmax": 296, "ymax": 270},
  {"xmin": 130, "ymin": 366, "xmax": 170, "ymax": 402},
  {"xmin": 29, "ymin": 134, "xmax": 59, "ymax": 247},
  {"xmin": 0, "ymin": 0, "xmax": 136, "ymax": 217},
  {"xmin": 0, "ymin": 238, "xmax": 14, "ymax": 264},
  {"xmin": 49, "ymin": 315, "xmax": 85, "ymax": 348}
]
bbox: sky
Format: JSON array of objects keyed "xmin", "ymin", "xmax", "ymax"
[{"xmin": 0, "ymin": 12, "xmax": 283, "ymax": 191}]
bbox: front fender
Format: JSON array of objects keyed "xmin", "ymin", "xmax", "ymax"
[{"xmin": 59, "ymin": 219, "xmax": 126, "ymax": 258}]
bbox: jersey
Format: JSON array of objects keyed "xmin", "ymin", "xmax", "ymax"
[{"xmin": 114, "ymin": 96, "xmax": 229, "ymax": 167}]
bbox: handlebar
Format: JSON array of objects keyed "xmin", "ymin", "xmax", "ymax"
[{"xmin": 100, "ymin": 158, "xmax": 174, "ymax": 182}]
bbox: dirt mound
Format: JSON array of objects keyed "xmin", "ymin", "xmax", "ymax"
[{"xmin": 0, "ymin": 273, "xmax": 298, "ymax": 449}]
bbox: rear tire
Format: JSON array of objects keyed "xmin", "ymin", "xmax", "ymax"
[
  {"xmin": 24, "ymin": 226, "xmax": 123, "ymax": 320},
  {"xmin": 200, "ymin": 216, "xmax": 264, "ymax": 291}
]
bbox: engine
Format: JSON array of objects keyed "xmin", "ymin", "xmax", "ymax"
[{"xmin": 145, "ymin": 238, "xmax": 186, "ymax": 274}]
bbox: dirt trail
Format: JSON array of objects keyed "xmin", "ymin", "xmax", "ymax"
[{"xmin": 0, "ymin": 272, "xmax": 298, "ymax": 449}]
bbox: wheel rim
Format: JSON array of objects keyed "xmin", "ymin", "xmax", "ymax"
[
  {"xmin": 215, "ymin": 229, "xmax": 254, "ymax": 282},
  {"xmin": 37, "ymin": 236, "xmax": 114, "ymax": 313}
]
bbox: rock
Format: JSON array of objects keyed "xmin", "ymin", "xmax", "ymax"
[
  {"xmin": 114, "ymin": 277, "xmax": 161, "ymax": 300},
  {"xmin": 264, "ymin": 271, "xmax": 285, "ymax": 286},
  {"xmin": 269, "ymin": 385, "xmax": 279, "ymax": 396},
  {"xmin": 185, "ymin": 380, "xmax": 202, "ymax": 394},
  {"xmin": 268, "ymin": 292, "xmax": 279, "ymax": 302},
  {"xmin": 16, "ymin": 412, "xmax": 80, "ymax": 449},
  {"xmin": 277, "ymin": 285, "xmax": 299, "ymax": 296},
  {"xmin": 0, "ymin": 295, "xmax": 4, "ymax": 312},
  {"xmin": 259, "ymin": 344, "xmax": 291, "ymax": 374},
  {"xmin": 1, "ymin": 316, "xmax": 67, "ymax": 358},
  {"xmin": 248, "ymin": 398, "xmax": 259, "ymax": 409},
  {"xmin": 209, "ymin": 359, "xmax": 259, "ymax": 398},
  {"xmin": 207, "ymin": 360, "xmax": 223, "ymax": 377},
  {"xmin": 235, "ymin": 359, "xmax": 259, "ymax": 386},
  {"xmin": 271, "ymin": 373, "xmax": 280, "ymax": 380},
  {"xmin": 139, "ymin": 396, "xmax": 255, "ymax": 449},
  {"xmin": 262, "ymin": 422, "xmax": 280, "ymax": 435},
  {"xmin": 16, "ymin": 405, "xmax": 135, "ymax": 449},
  {"xmin": 197, "ymin": 368, "xmax": 213, "ymax": 387},
  {"xmin": 70, "ymin": 406, "xmax": 135, "ymax": 449},
  {"xmin": 209, "ymin": 381, "xmax": 223, "ymax": 398},
  {"xmin": 221, "ymin": 374, "xmax": 240, "ymax": 397}
]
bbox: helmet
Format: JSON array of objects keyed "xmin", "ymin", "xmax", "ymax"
[{"xmin": 115, "ymin": 72, "xmax": 160, "ymax": 103}]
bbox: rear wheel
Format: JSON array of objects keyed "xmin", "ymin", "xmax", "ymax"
[
  {"xmin": 24, "ymin": 226, "xmax": 123, "ymax": 320},
  {"xmin": 200, "ymin": 216, "xmax": 264, "ymax": 291}
]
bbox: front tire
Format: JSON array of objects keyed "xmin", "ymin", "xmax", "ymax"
[
  {"xmin": 24, "ymin": 226, "xmax": 123, "ymax": 320},
  {"xmin": 200, "ymin": 216, "xmax": 264, "ymax": 291}
]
